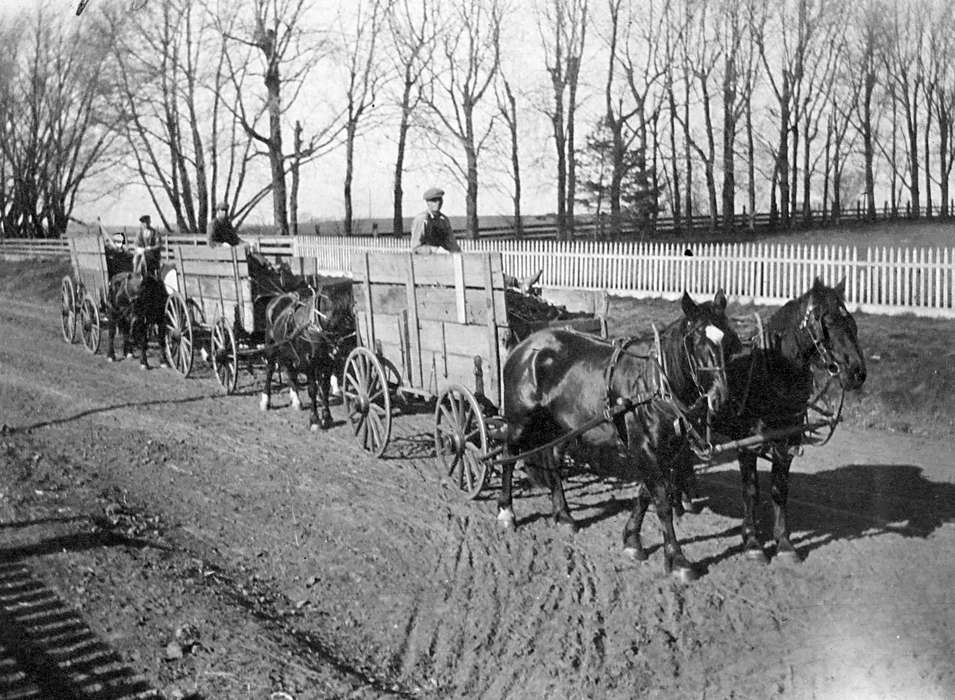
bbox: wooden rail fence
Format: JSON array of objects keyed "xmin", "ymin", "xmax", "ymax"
[{"xmin": 4, "ymin": 234, "xmax": 955, "ymax": 318}]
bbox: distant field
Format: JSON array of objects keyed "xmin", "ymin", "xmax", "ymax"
[{"xmin": 687, "ymin": 219, "xmax": 955, "ymax": 249}]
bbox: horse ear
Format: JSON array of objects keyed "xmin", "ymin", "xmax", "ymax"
[
  {"xmin": 834, "ymin": 277, "xmax": 846, "ymax": 298},
  {"xmin": 681, "ymin": 291, "xmax": 697, "ymax": 316},
  {"xmin": 713, "ymin": 288, "xmax": 727, "ymax": 313},
  {"xmin": 812, "ymin": 276, "xmax": 825, "ymax": 291}
]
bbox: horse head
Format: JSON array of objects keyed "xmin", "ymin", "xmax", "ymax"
[
  {"xmin": 800, "ymin": 277, "xmax": 866, "ymax": 390},
  {"xmin": 664, "ymin": 289, "xmax": 741, "ymax": 416}
]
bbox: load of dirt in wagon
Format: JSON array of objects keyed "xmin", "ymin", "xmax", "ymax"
[{"xmin": 504, "ymin": 288, "xmax": 597, "ymax": 344}]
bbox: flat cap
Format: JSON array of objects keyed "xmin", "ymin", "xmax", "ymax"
[
  {"xmin": 138, "ymin": 214, "xmax": 151, "ymax": 223},
  {"xmin": 216, "ymin": 201, "xmax": 229, "ymax": 210},
  {"xmin": 423, "ymin": 187, "xmax": 444, "ymax": 201}
]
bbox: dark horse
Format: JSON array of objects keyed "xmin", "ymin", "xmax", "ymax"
[
  {"xmin": 260, "ymin": 281, "xmax": 355, "ymax": 431},
  {"xmin": 499, "ymin": 291, "xmax": 741, "ymax": 581},
  {"xmin": 715, "ymin": 278, "xmax": 866, "ymax": 563},
  {"xmin": 104, "ymin": 271, "xmax": 169, "ymax": 368}
]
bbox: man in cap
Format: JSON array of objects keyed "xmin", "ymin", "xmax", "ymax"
[
  {"xmin": 207, "ymin": 201, "xmax": 242, "ymax": 247},
  {"xmin": 412, "ymin": 187, "xmax": 460, "ymax": 254},
  {"xmin": 133, "ymin": 214, "xmax": 162, "ymax": 277}
]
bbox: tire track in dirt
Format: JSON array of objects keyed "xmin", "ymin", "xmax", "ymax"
[{"xmin": 5, "ymin": 292, "xmax": 955, "ymax": 698}]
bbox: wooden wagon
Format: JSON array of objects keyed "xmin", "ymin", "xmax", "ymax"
[
  {"xmin": 59, "ymin": 232, "xmax": 194, "ymax": 373},
  {"xmin": 343, "ymin": 250, "xmax": 607, "ymax": 498},
  {"xmin": 164, "ymin": 244, "xmax": 354, "ymax": 394}
]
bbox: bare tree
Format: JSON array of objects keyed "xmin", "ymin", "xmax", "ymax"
[
  {"xmin": 538, "ymin": 0, "xmax": 589, "ymax": 240},
  {"xmin": 224, "ymin": 0, "xmax": 344, "ymax": 235},
  {"xmin": 386, "ymin": 0, "xmax": 437, "ymax": 236},
  {"xmin": 340, "ymin": 0, "xmax": 389, "ymax": 236},
  {"xmin": 496, "ymin": 74, "xmax": 524, "ymax": 238},
  {"xmin": 422, "ymin": 0, "xmax": 503, "ymax": 239},
  {"xmin": 883, "ymin": 0, "xmax": 927, "ymax": 217},
  {"xmin": 0, "ymin": 8, "xmax": 120, "ymax": 237},
  {"xmin": 602, "ymin": 0, "xmax": 665, "ymax": 237}
]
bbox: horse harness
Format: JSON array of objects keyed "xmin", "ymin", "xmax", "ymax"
[
  {"xmin": 269, "ymin": 290, "xmax": 355, "ymax": 367},
  {"xmin": 490, "ymin": 322, "xmax": 727, "ymax": 467}
]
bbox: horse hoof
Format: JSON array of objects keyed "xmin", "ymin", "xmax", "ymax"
[
  {"xmin": 126, "ymin": 353, "xmax": 135, "ymax": 360},
  {"xmin": 671, "ymin": 565, "xmax": 699, "ymax": 583},
  {"xmin": 744, "ymin": 547, "xmax": 769, "ymax": 564},
  {"xmin": 106, "ymin": 356, "xmax": 116, "ymax": 363},
  {"xmin": 557, "ymin": 518, "xmax": 579, "ymax": 533},
  {"xmin": 497, "ymin": 508, "xmax": 516, "ymax": 530},
  {"xmin": 259, "ymin": 394, "xmax": 270, "ymax": 412},
  {"xmin": 681, "ymin": 497, "xmax": 702, "ymax": 515},
  {"xmin": 140, "ymin": 363, "xmax": 148, "ymax": 371},
  {"xmin": 774, "ymin": 549, "xmax": 802, "ymax": 565},
  {"xmin": 309, "ymin": 422, "xmax": 320, "ymax": 432},
  {"xmin": 623, "ymin": 546, "xmax": 648, "ymax": 562}
]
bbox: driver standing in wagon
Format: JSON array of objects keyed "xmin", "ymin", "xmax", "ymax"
[
  {"xmin": 412, "ymin": 187, "xmax": 461, "ymax": 254},
  {"xmin": 133, "ymin": 214, "xmax": 162, "ymax": 277}
]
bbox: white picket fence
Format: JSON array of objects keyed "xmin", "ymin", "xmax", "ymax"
[
  {"xmin": 294, "ymin": 235, "xmax": 955, "ymax": 318},
  {"xmin": 4, "ymin": 233, "xmax": 954, "ymax": 317}
]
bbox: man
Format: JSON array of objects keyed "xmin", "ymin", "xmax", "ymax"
[
  {"xmin": 412, "ymin": 187, "xmax": 460, "ymax": 254},
  {"xmin": 133, "ymin": 214, "xmax": 162, "ymax": 277},
  {"xmin": 207, "ymin": 201, "xmax": 242, "ymax": 247}
]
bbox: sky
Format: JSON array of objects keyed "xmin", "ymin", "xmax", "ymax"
[{"xmin": 3, "ymin": 0, "xmax": 569, "ymax": 229}]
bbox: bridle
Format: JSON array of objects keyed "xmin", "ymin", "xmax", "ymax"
[
  {"xmin": 799, "ymin": 302, "xmax": 848, "ymax": 378},
  {"xmin": 678, "ymin": 317, "xmax": 729, "ymax": 403}
]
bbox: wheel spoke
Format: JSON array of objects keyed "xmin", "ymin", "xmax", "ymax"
[{"xmin": 447, "ymin": 450, "xmax": 462, "ymax": 478}]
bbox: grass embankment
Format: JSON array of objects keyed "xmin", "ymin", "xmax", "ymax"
[{"xmin": 2, "ymin": 258, "xmax": 950, "ymax": 439}]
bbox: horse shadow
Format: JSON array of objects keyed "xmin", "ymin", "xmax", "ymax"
[
  {"xmin": 492, "ymin": 457, "xmax": 955, "ymax": 570},
  {"xmin": 693, "ymin": 463, "xmax": 955, "ymax": 563}
]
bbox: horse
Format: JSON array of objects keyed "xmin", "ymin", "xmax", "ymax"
[
  {"xmin": 715, "ymin": 277, "xmax": 866, "ymax": 564},
  {"xmin": 103, "ymin": 271, "xmax": 169, "ymax": 369},
  {"xmin": 259, "ymin": 281, "xmax": 355, "ymax": 431},
  {"xmin": 498, "ymin": 290, "xmax": 741, "ymax": 581}
]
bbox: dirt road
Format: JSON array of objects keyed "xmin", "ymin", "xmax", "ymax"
[{"xmin": 1, "ymin": 292, "xmax": 954, "ymax": 699}]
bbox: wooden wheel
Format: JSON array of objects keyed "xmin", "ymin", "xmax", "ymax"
[
  {"xmin": 164, "ymin": 292, "xmax": 194, "ymax": 377},
  {"xmin": 79, "ymin": 295, "xmax": 100, "ymax": 354},
  {"xmin": 211, "ymin": 316, "xmax": 238, "ymax": 394},
  {"xmin": 60, "ymin": 276, "xmax": 77, "ymax": 343},
  {"xmin": 342, "ymin": 347, "xmax": 392, "ymax": 457},
  {"xmin": 434, "ymin": 384, "xmax": 489, "ymax": 500}
]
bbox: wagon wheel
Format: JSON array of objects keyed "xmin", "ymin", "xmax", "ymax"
[
  {"xmin": 342, "ymin": 347, "xmax": 392, "ymax": 457},
  {"xmin": 79, "ymin": 295, "xmax": 100, "ymax": 354},
  {"xmin": 60, "ymin": 276, "xmax": 77, "ymax": 343},
  {"xmin": 211, "ymin": 316, "xmax": 238, "ymax": 394},
  {"xmin": 164, "ymin": 292, "xmax": 194, "ymax": 377},
  {"xmin": 434, "ymin": 384, "xmax": 489, "ymax": 500}
]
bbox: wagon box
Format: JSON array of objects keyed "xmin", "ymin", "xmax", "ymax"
[{"xmin": 347, "ymin": 249, "xmax": 608, "ymax": 498}]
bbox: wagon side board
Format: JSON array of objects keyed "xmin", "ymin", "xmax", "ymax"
[
  {"xmin": 173, "ymin": 245, "xmax": 253, "ymax": 332},
  {"xmin": 352, "ymin": 251, "xmax": 509, "ymax": 406},
  {"xmin": 68, "ymin": 234, "xmax": 110, "ymax": 302}
]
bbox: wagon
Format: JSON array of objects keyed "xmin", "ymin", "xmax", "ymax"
[
  {"xmin": 164, "ymin": 244, "xmax": 354, "ymax": 394},
  {"xmin": 60, "ymin": 231, "xmax": 195, "ymax": 373},
  {"xmin": 344, "ymin": 250, "xmax": 608, "ymax": 498}
]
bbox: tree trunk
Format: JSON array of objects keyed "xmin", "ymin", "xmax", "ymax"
[
  {"xmin": 777, "ymin": 75, "xmax": 791, "ymax": 228},
  {"xmin": 720, "ymin": 52, "xmax": 736, "ymax": 233},
  {"xmin": 862, "ymin": 70, "xmax": 877, "ymax": 220},
  {"xmin": 668, "ymin": 76, "xmax": 682, "ymax": 234},
  {"xmin": 265, "ymin": 59, "xmax": 289, "ymax": 235},
  {"xmin": 682, "ymin": 70, "xmax": 693, "ymax": 230},
  {"xmin": 344, "ymin": 119, "xmax": 356, "ymax": 236},
  {"xmin": 924, "ymin": 102, "xmax": 933, "ymax": 218},
  {"xmin": 290, "ymin": 121, "xmax": 302, "ymax": 237}
]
